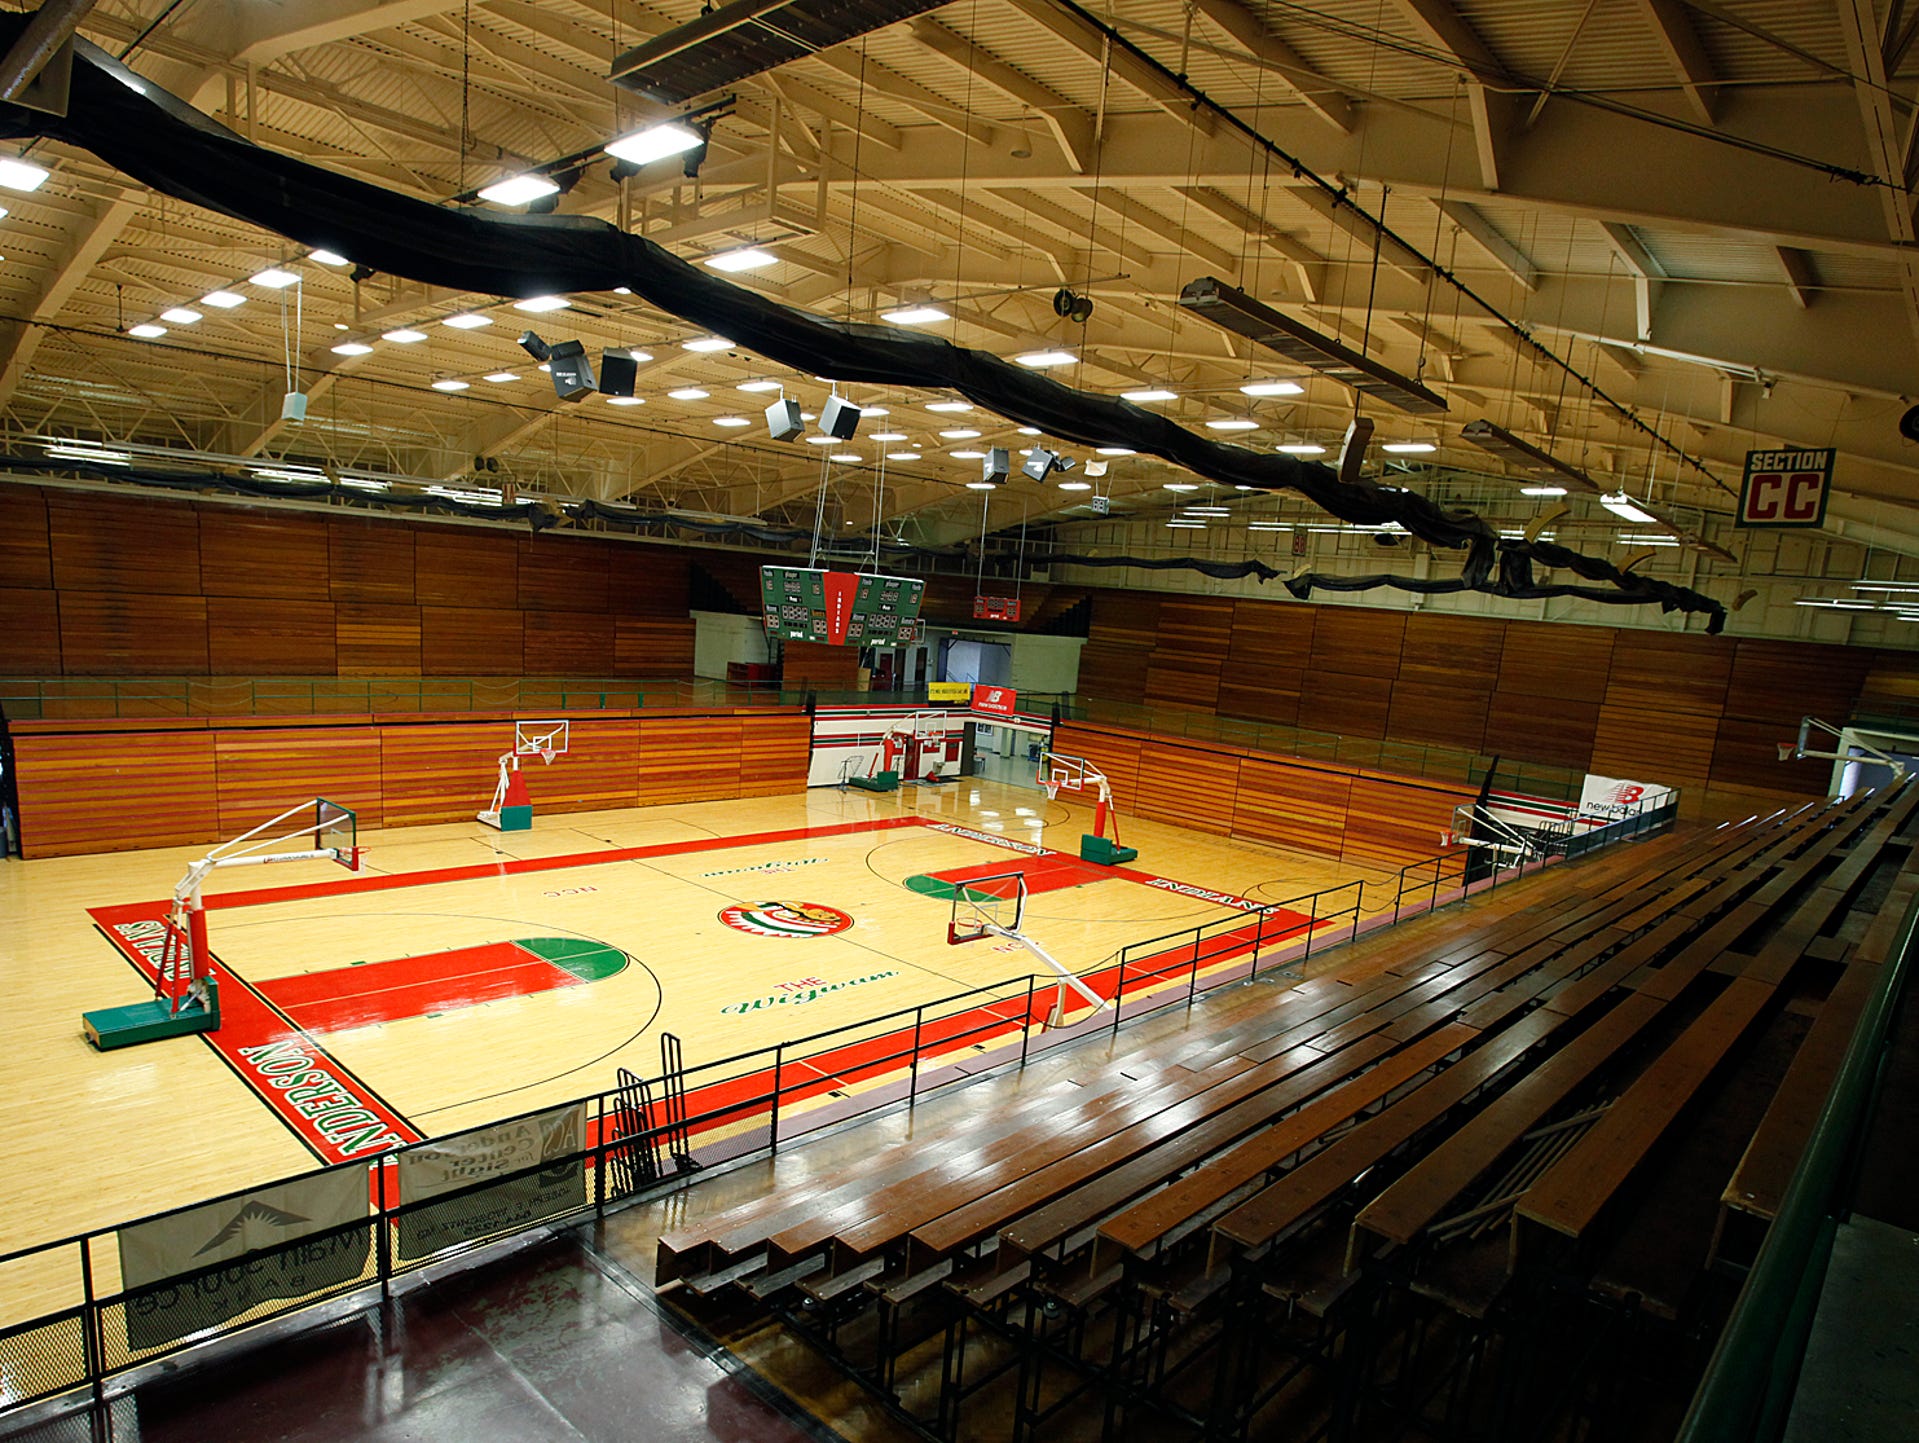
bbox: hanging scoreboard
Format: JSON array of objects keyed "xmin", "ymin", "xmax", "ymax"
[{"xmin": 761, "ymin": 566, "xmax": 926, "ymax": 645}]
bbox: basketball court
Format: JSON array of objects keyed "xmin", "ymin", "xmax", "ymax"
[{"xmin": 0, "ymin": 773, "xmax": 1397, "ymax": 1285}]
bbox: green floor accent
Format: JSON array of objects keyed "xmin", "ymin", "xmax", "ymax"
[
  {"xmin": 518, "ymin": 936, "xmax": 629, "ymax": 983},
  {"xmin": 903, "ymin": 875, "xmax": 1008, "ymax": 903}
]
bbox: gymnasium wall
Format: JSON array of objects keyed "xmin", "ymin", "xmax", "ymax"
[
  {"xmin": 1076, "ymin": 590, "xmax": 1915, "ymax": 815},
  {"xmin": 7, "ymin": 708, "xmax": 812, "ymax": 857},
  {"xmin": 0, "ymin": 484, "xmax": 696, "ymax": 679},
  {"xmin": 1055, "ymin": 720, "xmax": 1476, "ymax": 869}
]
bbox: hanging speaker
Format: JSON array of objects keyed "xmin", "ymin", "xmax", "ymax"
[
  {"xmin": 546, "ymin": 340, "xmax": 595, "ymax": 402},
  {"xmin": 765, "ymin": 397, "xmax": 804, "ymax": 440},
  {"xmin": 598, "ymin": 350, "xmax": 638, "ymax": 397},
  {"xmin": 982, "ymin": 447, "xmax": 1010, "ymax": 484},
  {"xmin": 819, "ymin": 395, "xmax": 862, "ymax": 439},
  {"xmin": 1901, "ymin": 404, "xmax": 1919, "ymax": 443},
  {"xmin": 1023, "ymin": 448, "xmax": 1059, "ymax": 482},
  {"xmin": 1053, "ymin": 288, "xmax": 1076, "ymax": 317},
  {"xmin": 1069, "ymin": 295, "xmax": 1095, "ymax": 323}
]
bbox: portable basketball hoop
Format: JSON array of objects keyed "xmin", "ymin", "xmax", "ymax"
[
  {"xmin": 1779, "ymin": 716, "xmax": 1908, "ymax": 781},
  {"xmin": 82, "ymin": 799, "xmax": 360, "ymax": 1050},
  {"xmin": 1038, "ymin": 750, "xmax": 1138, "ymax": 865},
  {"xmin": 480, "ymin": 720, "xmax": 569, "ymax": 831},
  {"xmin": 947, "ymin": 870, "xmax": 1107, "ymax": 1027}
]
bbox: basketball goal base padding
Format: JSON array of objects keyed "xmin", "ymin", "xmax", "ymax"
[
  {"xmin": 847, "ymin": 771, "xmax": 900, "ymax": 793},
  {"xmin": 1080, "ymin": 834, "xmax": 1138, "ymax": 865},
  {"xmin": 83, "ymin": 978, "xmax": 221, "ymax": 1051}
]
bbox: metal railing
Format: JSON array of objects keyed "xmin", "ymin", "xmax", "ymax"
[{"xmin": 1676, "ymin": 887, "xmax": 1919, "ymax": 1443}]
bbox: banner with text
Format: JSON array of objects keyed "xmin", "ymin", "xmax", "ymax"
[{"xmin": 396, "ymin": 1104, "xmax": 586, "ymax": 1260}]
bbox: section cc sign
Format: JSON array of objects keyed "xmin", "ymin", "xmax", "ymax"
[{"xmin": 1736, "ymin": 448, "xmax": 1833, "ymax": 528}]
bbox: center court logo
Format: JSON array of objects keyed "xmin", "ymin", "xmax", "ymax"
[{"xmin": 718, "ymin": 900, "xmax": 855, "ymax": 938}]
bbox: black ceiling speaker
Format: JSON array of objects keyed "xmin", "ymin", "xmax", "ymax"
[
  {"xmin": 518, "ymin": 330, "xmax": 552, "ymax": 362},
  {"xmin": 1901, "ymin": 404, "xmax": 1919, "ymax": 443},
  {"xmin": 598, "ymin": 350, "xmax": 639, "ymax": 397},
  {"xmin": 1053, "ymin": 287, "xmax": 1075, "ymax": 317},
  {"xmin": 819, "ymin": 395, "xmax": 862, "ymax": 439},
  {"xmin": 1070, "ymin": 295, "xmax": 1094, "ymax": 323},
  {"xmin": 546, "ymin": 340, "xmax": 595, "ymax": 401}
]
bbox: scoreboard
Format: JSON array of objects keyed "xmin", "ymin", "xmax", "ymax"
[{"xmin": 761, "ymin": 566, "xmax": 926, "ymax": 646}]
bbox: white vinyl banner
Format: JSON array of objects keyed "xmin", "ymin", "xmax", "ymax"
[
  {"xmin": 118, "ymin": 1167, "xmax": 370, "ymax": 1351},
  {"xmin": 396, "ymin": 1104, "xmax": 585, "ymax": 1260},
  {"xmin": 1579, "ymin": 774, "xmax": 1675, "ymax": 821}
]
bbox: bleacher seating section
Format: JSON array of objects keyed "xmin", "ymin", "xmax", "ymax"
[{"xmin": 653, "ymin": 782, "xmax": 1919, "ymax": 1441}]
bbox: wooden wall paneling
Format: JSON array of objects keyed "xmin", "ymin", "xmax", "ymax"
[
  {"xmin": 520, "ymin": 536, "xmax": 610, "ymax": 613},
  {"xmin": 737, "ymin": 714, "xmax": 814, "ymax": 796},
  {"xmin": 1075, "ymin": 640, "xmax": 1150, "ymax": 701},
  {"xmin": 0, "ymin": 587, "xmax": 61, "ymax": 673},
  {"xmin": 1089, "ymin": 589, "xmax": 1161, "ymax": 646},
  {"xmin": 327, "ymin": 517, "xmax": 415, "ymax": 604},
  {"xmin": 1590, "ymin": 703, "xmax": 1721, "ymax": 786},
  {"xmin": 607, "ymin": 544, "xmax": 690, "ymax": 616},
  {"xmin": 1496, "ymin": 620, "xmax": 1616, "ymax": 700},
  {"xmin": 58, "ymin": 592, "xmax": 209, "ymax": 675},
  {"xmin": 637, "ymin": 715, "xmax": 744, "ymax": 803},
  {"xmin": 781, "ymin": 640, "xmax": 861, "ymax": 690},
  {"xmin": 1709, "ymin": 716, "xmax": 1832, "ymax": 797},
  {"xmin": 1860, "ymin": 650, "xmax": 1919, "ymax": 707},
  {"xmin": 1342, "ymin": 777, "xmax": 1474, "ymax": 868},
  {"xmin": 523, "ymin": 610, "xmax": 616, "ymax": 676},
  {"xmin": 0, "ymin": 485, "xmax": 51, "ymax": 587},
  {"xmin": 336, "ymin": 603, "xmax": 421, "ymax": 675},
  {"xmin": 1602, "ymin": 630, "xmax": 1734, "ymax": 717},
  {"xmin": 1052, "ymin": 723, "xmax": 1143, "ymax": 802},
  {"xmin": 1216, "ymin": 673, "xmax": 1303, "ymax": 726},
  {"xmin": 526, "ymin": 716, "xmax": 639, "ymax": 813},
  {"xmin": 1155, "ymin": 597, "xmax": 1235, "ymax": 658},
  {"xmin": 1231, "ymin": 756, "xmax": 1351, "ymax": 857},
  {"xmin": 1226, "ymin": 597, "xmax": 1317, "ymax": 670},
  {"xmin": 12, "ymin": 728, "xmax": 219, "ymax": 856},
  {"xmin": 1309, "ymin": 607, "xmax": 1407, "ymax": 678},
  {"xmin": 206, "ymin": 597, "xmax": 337, "ymax": 675},
  {"xmin": 1398, "ymin": 612, "xmax": 1508, "ymax": 686},
  {"xmin": 1722, "ymin": 639, "xmax": 1870, "ymax": 724},
  {"xmin": 414, "ymin": 529, "xmax": 518, "ymax": 607},
  {"xmin": 212, "ymin": 724, "xmax": 384, "ymax": 835},
  {"xmin": 614, "ymin": 617, "xmax": 696, "ymax": 676},
  {"xmin": 420, "ymin": 606, "xmax": 524, "ymax": 675},
  {"xmin": 198, "ymin": 508, "xmax": 331, "ymax": 599},
  {"xmin": 1299, "ymin": 669, "xmax": 1394, "ymax": 740},
  {"xmin": 46, "ymin": 493, "xmax": 202, "ymax": 594},
  {"xmin": 378, "ymin": 721, "xmax": 517, "ymax": 826},
  {"xmin": 1387, "ymin": 679, "xmax": 1491, "ymax": 752},
  {"xmin": 1144, "ymin": 653, "xmax": 1223, "ymax": 711},
  {"xmin": 1131, "ymin": 739, "xmax": 1239, "ymax": 835},
  {"xmin": 1482, "ymin": 691, "xmax": 1600, "ymax": 771}
]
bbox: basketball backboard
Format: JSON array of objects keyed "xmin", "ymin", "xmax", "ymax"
[{"xmin": 947, "ymin": 871, "xmax": 1028, "ymax": 945}]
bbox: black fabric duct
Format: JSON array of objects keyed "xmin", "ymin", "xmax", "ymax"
[
  {"xmin": 1044, "ymin": 553, "xmax": 1284, "ymax": 583},
  {"xmin": 0, "ymin": 26, "xmax": 1723, "ymax": 633}
]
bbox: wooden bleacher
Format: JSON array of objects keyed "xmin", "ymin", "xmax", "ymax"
[{"xmin": 651, "ymin": 781, "xmax": 1917, "ymax": 1441}]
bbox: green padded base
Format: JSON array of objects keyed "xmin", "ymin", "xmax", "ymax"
[
  {"xmin": 83, "ymin": 980, "xmax": 220, "ymax": 1051},
  {"xmin": 848, "ymin": 771, "xmax": 900, "ymax": 792},
  {"xmin": 1081, "ymin": 834, "xmax": 1139, "ymax": 865}
]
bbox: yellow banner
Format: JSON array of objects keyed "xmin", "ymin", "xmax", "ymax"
[{"xmin": 927, "ymin": 681, "xmax": 972, "ymax": 703}]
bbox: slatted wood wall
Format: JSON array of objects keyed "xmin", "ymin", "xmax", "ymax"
[
  {"xmin": 0, "ymin": 485, "xmax": 696, "ymax": 679},
  {"xmin": 1056, "ymin": 721, "xmax": 1475, "ymax": 867},
  {"xmin": 1077, "ymin": 589, "xmax": 1886, "ymax": 811},
  {"xmin": 9, "ymin": 709, "xmax": 812, "ymax": 856}
]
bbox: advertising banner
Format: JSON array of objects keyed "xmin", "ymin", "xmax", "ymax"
[{"xmin": 396, "ymin": 1104, "xmax": 585, "ymax": 1260}]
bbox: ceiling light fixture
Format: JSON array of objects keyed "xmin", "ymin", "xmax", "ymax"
[
  {"xmin": 478, "ymin": 173, "xmax": 560, "ymax": 206},
  {"xmin": 201, "ymin": 291, "xmax": 245, "ymax": 309},
  {"xmin": 681, "ymin": 335, "xmax": 732, "ymax": 352},
  {"xmin": 331, "ymin": 341, "xmax": 373, "ymax": 355},
  {"xmin": 881, "ymin": 306, "xmax": 948, "ymax": 325},
  {"xmin": 431, "ymin": 378, "xmax": 470, "ymax": 391},
  {"xmin": 308, "ymin": 249, "xmax": 350, "ymax": 266},
  {"xmin": 871, "ymin": 432, "xmax": 907, "ymax": 443},
  {"xmin": 1058, "ymin": 480, "xmax": 1092, "ymax": 491},
  {"xmin": 667, "ymin": 387, "xmax": 709, "ymax": 400},
  {"xmin": 705, "ymin": 246, "xmax": 776, "ymax": 272},
  {"xmin": 382, "ymin": 328, "xmax": 427, "ymax": 343},
  {"xmin": 927, "ymin": 400, "xmax": 972, "ymax": 413},
  {"xmin": 1017, "ymin": 350, "xmax": 1075, "ymax": 368},
  {"xmin": 1122, "ymin": 388, "xmax": 1177, "ymax": 402},
  {"xmin": 1275, "ymin": 442, "xmax": 1325, "ymax": 455},
  {"xmin": 250, "ymin": 268, "xmax": 299, "ymax": 288},
  {"xmin": 126, "ymin": 323, "xmax": 166, "ymax": 338},
  {"xmin": 939, "ymin": 428, "xmax": 981, "ymax": 439},
  {"xmin": 605, "ymin": 121, "xmax": 703, "ymax": 166},
  {"xmin": 830, "ymin": 453, "xmax": 862, "ymax": 463},
  {"xmin": 0, "ymin": 156, "xmax": 49, "ymax": 191},
  {"xmin": 892, "ymin": 451, "xmax": 921, "ymax": 461},
  {"xmin": 714, "ymin": 416, "xmax": 750, "ymax": 427},
  {"xmin": 966, "ymin": 481, "xmax": 996, "ymax": 490},
  {"xmin": 1096, "ymin": 447, "xmax": 1136, "ymax": 457},
  {"xmin": 484, "ymin": 371, "xmax": 519, "ymax": 382},
  {"xmin": 442, "ymin": 312, "xmax": 493, "ymax": 329},
  {"xmin": 737, "ymin": 379, "xmax": 781, "ymax": 392},
  {"xmin": 1381, "ymin": 441, "xmax": 1437, "ymax": 454},
  {"xmin": 514, "ymin": 295, "xmax": 570, "ymax": 313},
  {"xmin": 1163, "ymin": 482, "xmax": 1199, "ymax": 492},
  {"xmin": 1241, "ymin": 380, "xmax": 1305, "ymax": 396},
  {"xmin": 1520, "ymin": 485, "xmax": 1568, "ymax": 497},
  {"xmin": 159, "ymin": 307, "xmax": 201, "ymax": 324},
  {"xmin": 1206, "ymin": 419, "xmax": 1259, "ymax": 431},
  {"xmin": 605, "ymin": 396, "xmax": 645, "ymax": 406},
  {"xmin": 1599, "ymin": 492, "xmax": 1658, "ymax": 524}
]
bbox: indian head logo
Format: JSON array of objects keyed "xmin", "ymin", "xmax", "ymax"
[{"xmin": 718, "ymin": 900, "xmax": 855, "ymax": 939}]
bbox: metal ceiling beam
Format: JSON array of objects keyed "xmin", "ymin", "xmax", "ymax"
[
  {"xmin": 1776, "ymin": 246, "xmax": 1817, "ymax": 308},
  {"xmin": 1435, "ymin": 199, "xmax": 1538, "ymax": 292},
  {"xmin": 1081, "ymin": 188, "xmax": 1241, "ymax": 274},
  {"xmin": 1633, "ymin": 0, "xmax": 1719, "ymax": 126},
  {"xmin": 1599, "ymin": 221, "xmax": 1664, "ymax": 341},
  {"xmin": 910, "ymin": 19, "xmax": 1097, "ymax": 173},
  {"xmin": 1005, "ymin": 0, "xmax": 1216, "ymax": 136},
  {"xmin": 1394, "ymin": 0, "xmax": 1514, "ymax": 189},
  {"xmin": 811, "ymin": 50, "xmax": 1002, "ymax": 151},
  {"xmin": 1187, "ymin": 0, "xmax": 1356, "ymax": 133},
  {"xmin": 1835, "ymin": 0, "xmax": 1919, "ymax": 347}
]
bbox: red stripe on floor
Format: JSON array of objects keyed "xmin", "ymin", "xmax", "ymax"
[
  {"xmin": 256, "ymin": 941, "xmax": 581, "ymax": 1033},
  {"xmin": 930, "ymin": 853, "xmax": 1113, "ymax": 896}
]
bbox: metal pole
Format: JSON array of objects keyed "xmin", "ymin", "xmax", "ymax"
[
  {"xmin": 909, "ymin": 1005, "xmax": 924, "ymax": 1104},
  {"xmin": 1112, "ymin": 956, "xmax": 1127, "ymax": 1038},
  {"xmin": 376, "ymin": 1160, "xmax": 393, "ymax": 1302},
  {"xmin": 1305, "ymin": 891, "xmax": 1319, "ymax": 962},
  {"xmin": 1020, "ymin": 975, "xmax": 1035, "ymax": 1066},
  {"xmin": 79, "ymin": 1237, "xmax": 105, "ymax": 1427},
  {"xmin": 769, "ymin": 1044, "xmax": 784, "ymax": 1152},
  {"xmin": 593, "ymin": 1094, "xmax": 607, "ymax": 1215}
]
